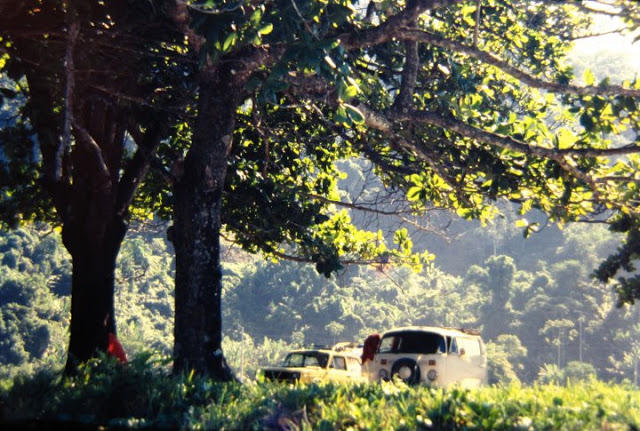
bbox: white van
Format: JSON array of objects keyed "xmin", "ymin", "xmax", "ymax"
[{"xmin": 364, "ymin": 326, "xmax": 488, "ymax": 388}]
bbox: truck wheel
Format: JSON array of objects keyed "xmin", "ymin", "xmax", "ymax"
[{"xmin": 391, "ymin": 358, "xmax": 421, "ymax": 385}]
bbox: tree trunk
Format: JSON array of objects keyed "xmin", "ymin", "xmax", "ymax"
[
  {"xmin": 172, "ymin": 69, "xmax": 240, "ymax": 380},
  {"xmin": 2, "ymin": 0, "xmax": 177, "ymax": 375},
  {"xmin": 63, "ymin": 217, "xmax": 127, "ymax": 373}
]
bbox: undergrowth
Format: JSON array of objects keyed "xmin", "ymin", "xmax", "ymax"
[{"xmin": 1, "ymin": 353, "xmax": 638, "ymax": 430}]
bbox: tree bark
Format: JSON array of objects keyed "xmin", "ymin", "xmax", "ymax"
[
  {"xmin": 59, "ymin": 95, "xmax": 129, "ymax": 373},
  {"xmin": 2, "ymin": 0, "xmax": 180, "ymax": 374},
  {"xmin": 172, "ymin": 68, "xmax": 240, "ymax": 380},
  {"xmin": 63, "ymin": 217, "xmax": 126, "ymax": 373}
]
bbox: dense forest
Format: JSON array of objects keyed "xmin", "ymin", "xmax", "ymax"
[
  {"xmin": 2, "ymin": 40, "xmax": 639, "ymax": 383},
  {"xmin": 2, "ymin": 0, "xmax": 640, "ymax": 392},
  {"xmin": 2, "ymin": 197, "xmax": 638, "ymax": 386}
]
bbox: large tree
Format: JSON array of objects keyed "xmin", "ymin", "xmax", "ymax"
[
  {"xmin": 0, "ymin": 0, "xmax": 190, "ymax": 372},
  {"xmin": 163, "ymin": 0, "xmax": 640, "ymax": 378},
  {"xmin": 3, "ymin": 0, "xmax": 640, "ymax": 381}
]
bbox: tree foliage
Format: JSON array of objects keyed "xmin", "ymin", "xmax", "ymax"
[
  {"xmin": 161, "ymin": 0, "xmax": 640, "ymax": 298},
  {"xmin": 2, "ymin": 0, "xmax": 640, "ymax": 377},
  {"xmin": 1, "ymin": 217, "xmax": 639, "ymax": 384},
  {"xmin": 0, "ymin": 0, "xmax": 192, "ymax": 371},
  {"xmin": 164, "ymin": 0, "xmax": 640, "ymax": 377}
]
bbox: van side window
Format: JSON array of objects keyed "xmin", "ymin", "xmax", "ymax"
[
  {"xmin": 402, "ymin": 331, "xmax": 445, "ymax": 354},
  {"xmin": 450, "ymin": 338, "xmax": 459, "ymax": 354},
  {"xmin": 378, "ymin": 335, "xmax": 396, "ymax": 353},
  {"xmin": 332, "ymin": 356, "xmax": 347, "ymax": 370},
  {"xmin": 460, "ymin": 338, "xmax": 481, "ymax": 358}
]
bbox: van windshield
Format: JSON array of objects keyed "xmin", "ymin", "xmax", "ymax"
[
  {"xmin": 282, "ymin": 352, "xmax": 329, "ymax": 368},
  {"xmin": 378, "ymin": 331, "xmax": 446, "ymax": 354}
]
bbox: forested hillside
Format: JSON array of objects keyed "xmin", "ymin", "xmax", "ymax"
[
  {"xmin": 1, "ymin": 213, "xmax": 636, "ymax": 385},
  {"xmin": 2, "ymin": 0, "xmax": 640, "ymax": 394}
]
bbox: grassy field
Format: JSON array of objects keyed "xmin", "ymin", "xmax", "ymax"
[{"xmin": 1, "ymin": 355, "xmax": 639, "ymax": 430}]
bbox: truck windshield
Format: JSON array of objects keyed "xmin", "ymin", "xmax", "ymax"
[
  {"xmin": 282, "ymin": 352, "xmax": 330, "ymax": 368},
  {"xmin": 378, "ymin": 331, "xmax": 446, "ymax": 354}
]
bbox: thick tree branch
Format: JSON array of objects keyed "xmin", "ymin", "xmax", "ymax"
[
  {"xmin": 553, "ymin": 156, "xmax": 607, "ymax": 209},
  {"xmin": 71, "ymin": 120, "xmax": 111, "ymax": 185},
  {"xmin": 393, "ymin": 37, "xmax": 420, "ymax": 111},
  {"xmin": 386, "ymin": 108, "xmax": 640, "ymax": 158},
  {"xmin": 340, "ymin": 0, "xmax": 462, "ymax": 49},
  {"xmin": 354, "ymin": 101, "xmax": 640, "ymax": 212},
  {"xmin": 563, "ymin": 1, "xmax": 639, "ymax": 41},
  {"xmin": 353, "ymin": 102, "xmax": 472, "ymax": 203},
  {"xmin": 400, "ymin": 29, "xmax": 640, "ymax": 98},
  {"xmin": 115, "ymin": 119, "xmax": 169, "ymax": 216},
  {"xmin": 573, "ymin": 1, "xmax": 627, "ymax": 18},
  {"xmin": 392, "ymin": 1, "xmax": 420, "ymax": 111}
]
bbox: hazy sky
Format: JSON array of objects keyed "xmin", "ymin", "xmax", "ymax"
[{"xmin": 572, "ymin": 9, "xmax": 640, "ymax": 73}]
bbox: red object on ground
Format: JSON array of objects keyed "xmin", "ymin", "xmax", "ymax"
[
  {"xmin": 108, "ymin": 332, "xmax": 128, "ymax": 363},
  {"xmin": 361, "ymin": 333, "xmax": 381, "ymax": 364}
]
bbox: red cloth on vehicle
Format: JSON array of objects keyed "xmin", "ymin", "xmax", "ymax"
[
  {"xmin": 108, "ymin": 332, "xmax": 128, "ymax": 363},
  {"xmin": 361, "ymin": 334, "xmax": 381, "ymax": 364}
]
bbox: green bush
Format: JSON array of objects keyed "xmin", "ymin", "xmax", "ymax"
[
  {"xmin": 1, "ymin": 354, "xmax": 639, "ymax": 430},
  {"xmin": 537, "ymin": 361, "xmax": 598, "ymax": 386}
]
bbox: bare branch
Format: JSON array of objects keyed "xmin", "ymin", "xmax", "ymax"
[
  {"xmin": 395, "ymin": 212, "xmax": 453, "ymax": 238},
  {"xmin": 289, "ymin": 0, "xmax": 319, "ymax": 40},
  {"xmin": 221, "ymin": 224, "xmax": 384, "ymax": 267},
  {"xmin": 116, "ymin": 120, "xmax": 169, "ymax": 216},
  {"xmin": 308, "ymin": 193, "xmax": 417, "ymax": 216},
  {"xmin": 340, "ymin": 0, "xmax": 462, "ymax": 49},
  {"xmin": 71, "ymin": 120, "xmax": 111, "ymax": 183},
  {"xmin": 150, "ymin": 156, "xmax": 176, "ymax": 187},
  {"xmin": 567, "ymin": 28, "xmax": 628, "ymax": 41},
  {"xmin": 60, "ymin": 19, "xmax": 79, "ymax": 182},
  {"xmin": 187, "ymin": 0, "xmax": 246, "ymax": 15},
  {"xmin": 400, "ymin": 29, "xmax": 640, "ymax": 98},
  {"xmin": 473, "ymin": 0, "xmax": 480, "ymax": 47},
  {"xmin": 267, "ymin": 247, "xmax": 390, "ymax": 267}
]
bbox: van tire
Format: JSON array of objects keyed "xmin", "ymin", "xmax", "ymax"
[{"xmin": 391, "ymin": 358, "xmax": 421, "ymax": 385}]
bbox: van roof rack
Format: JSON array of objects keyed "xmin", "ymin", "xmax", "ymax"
[
  {"xmin": 332, "ymin": 342, "xmax": 362, "ymax": 351},
  {"xmin": 443, "ymin": 326, "xmax": 481, "ymax": 336},
  {"xmin": 303, "ymin": 344, "xmax": 329, "ymax": 349}
]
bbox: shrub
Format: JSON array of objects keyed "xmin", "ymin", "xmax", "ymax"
[{"xmin": 1, "ymin": 355, "xmax": 639, "ymax": 430}]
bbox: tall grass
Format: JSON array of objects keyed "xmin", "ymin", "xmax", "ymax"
[{"xmin": 1, "ymin": 354, "xmax": 638, "ymax": 430}]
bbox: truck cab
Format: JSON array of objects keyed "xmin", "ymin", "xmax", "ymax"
[{"xmin": 260, "ymin": 343, "xmax": 365, "ymax": 384}]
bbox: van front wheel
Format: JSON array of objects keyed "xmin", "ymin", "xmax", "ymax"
[{"xmin": 391, "ymin": 358, "xmax": 421, "ymax": 385}]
